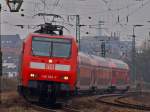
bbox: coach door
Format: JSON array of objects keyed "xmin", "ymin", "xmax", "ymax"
[
  {"xmin": 111, "ymin": 70, "xmax": 116, "ymax": 86},
  {"xmin": 76, "ymin": 65, "xmax": 80, "ymax": 89},
  {"xmin": 79, "ymin": 64, "xmax": 92, "ymax": 90},
  {"xmin": 90, "ymin": 69, "xmax": 96, "ymax": 89}
]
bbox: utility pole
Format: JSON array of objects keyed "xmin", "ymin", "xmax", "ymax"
[
  {"xmin": 148, "ymin": 32, "xmax": 150, "ymax": 48},
  {"xmin": 147, "ymin": 21, "xmax": 150, "ymax": 48},
  {"xmin": 101, "ymin": 41, "xmax": 106, "ymax": 57},
  {"xmin": 0, "ymin": 3, "xmax": 2, "ymax": 105},
  {"xmin": 76, "ymin": 15, "xmax": 80, "ymax": 50},
  {"xmin": 98, "ymin": 20, "xmax": 104, "ymax": 36},
  {"xmin": 132, "ymin": 25, "xmax": 144, "ymax": 85},
  {"xmin": 68, "ymin": 15, "xmax": 81, "ymax": 50},
  {"xmin": 132, "ymin": 26, "xmax": 136, "ymax": 85}
]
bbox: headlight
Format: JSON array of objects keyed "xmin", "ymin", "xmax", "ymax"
[
  {"xmin": 62, "ymin": 76, "xmax": 69, "ymax": 80},
  {"xmin": 30, "ymin": 73, "xmax": 38, "ymax": 78}
]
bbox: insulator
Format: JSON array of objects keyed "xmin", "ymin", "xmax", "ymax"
[
  {"xmin": 126, "ymin": 16, "xmax": 128, "ymax": 23},
  {"xmin": 118, "ymin": 15, "xmax": 120, "ymax": 22}
]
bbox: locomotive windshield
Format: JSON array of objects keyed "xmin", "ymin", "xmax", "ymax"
[{"xmin": 32, "ymin": 37, "xmax": 71, "ymax": 58}]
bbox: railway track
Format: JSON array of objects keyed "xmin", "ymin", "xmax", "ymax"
[
  {"xmin": 21, "ymin": 89, "xmax": 120, "ymax": 112},
  {"xmin": 28, "ymin": 103, "xmax": 59, "ymax": 112},
  {"xmin": 24, "ymin": 100, "xmax": 83, "ymax": 112},
  {"xmin": 21, "ymin": 91, "xmax": 150, "ymax": 112},
  {"xmin": 30, "ymin": 103, "xmax": 83, "ymax": 112},
  {"xmin": 62, "ymin": 105, "xmax": 83, "ymax": 112},
  {"xmin": 96, "ymin": 92, "xmax": 150, "ymax": 111}
]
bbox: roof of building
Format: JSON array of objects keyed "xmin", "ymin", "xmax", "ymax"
[{"xmin": 1, "ymin": 35, "xmax": 22, "ymax": 48}]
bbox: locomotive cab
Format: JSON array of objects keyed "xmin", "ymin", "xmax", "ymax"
[{"xmin": 18, "ymin": 33, "xmax": 78, "ymax": 103}]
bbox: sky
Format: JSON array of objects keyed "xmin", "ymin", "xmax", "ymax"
[{"xmin": 1, "ymin": 0, "xmax": 150, "ymax": 46}]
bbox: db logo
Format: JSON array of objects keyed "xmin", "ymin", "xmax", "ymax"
[{"xmin": 45, "ymin": 64, "xmax": 55, "ymax": 70}]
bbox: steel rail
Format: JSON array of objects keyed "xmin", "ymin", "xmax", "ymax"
[
  {"xmin": 22, "ymin": 95, "xmax": 82, "ymax": 112},
  {"xmin": 115, "ymin": 95, "xmax": 150, "ymax": 111},
  {"xmin": 29, "ymin": 103, "xmax": 58, "ymax": 112},
  {"xmin": 96, "ymin": 92, "xmax": 150, "ymax": 111}
]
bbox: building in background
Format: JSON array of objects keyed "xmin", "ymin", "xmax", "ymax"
[
  {"xmin": 80, "ymin": 35, "xmax": 132, "ymax": 61},
  {"xmin": 2, "ymin": 35, "xmax": 22, "ymax": 77}
]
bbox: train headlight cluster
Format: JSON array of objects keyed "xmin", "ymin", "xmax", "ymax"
[
  {"xmin": 62, "ymin": 76, "xmax": 69, "ymax": 80},
  {"xmin": 30, "ymin": 73, "xmax": 38, "ymax": 78}
]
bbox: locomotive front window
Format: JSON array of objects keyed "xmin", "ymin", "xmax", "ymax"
[
  {"xmin": 32, "ymin": 41, "xmax": 51, "ymax": 56},
  {"xmin": 32, "ymin": 37, "xmax": 71, "ymax": 58},
  {"xmin": 52, "ymin": 42, "xmax": 71, "ymax": 58}
]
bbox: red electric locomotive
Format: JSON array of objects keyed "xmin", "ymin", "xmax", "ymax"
[{"xmin": 18, "ymin": 23, "xmax": 129, "ymax": 104}]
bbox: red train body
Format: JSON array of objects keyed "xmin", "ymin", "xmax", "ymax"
[{"xmin": 18, "ymin": 33, "xmax": 129, "ymax": 103}]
